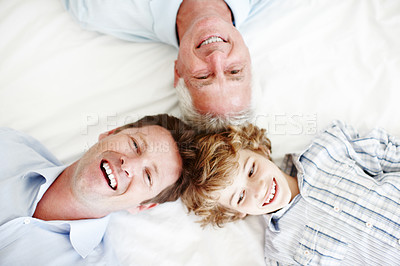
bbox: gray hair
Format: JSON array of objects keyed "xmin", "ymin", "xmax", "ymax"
[{"xmin": 175, "ymin": 78, "xmax": 255, "ymax": 132}]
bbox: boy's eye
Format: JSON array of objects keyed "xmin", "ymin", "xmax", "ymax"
[
  {"xmin": 237, "ymin": 190, "xmax": 245, "ymax": 205},
  {"xmin": 248, "ymin": 163, "xmax": 255, "ymax": 177}
]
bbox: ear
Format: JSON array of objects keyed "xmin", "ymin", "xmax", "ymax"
[
  {"xmin": 173, "ymin": 60, "xmax": 180, "ymax": 88},
  {"xmin": 238, "ymin": 212, "xmax": 247, "ymax": 219},
  {"xmin": 98, "ymin": 128, "xmax": 117, "ymax": 141},
  {"xmin": 126, "ymin": 203, "xmax": 159, "ymax": 215}
]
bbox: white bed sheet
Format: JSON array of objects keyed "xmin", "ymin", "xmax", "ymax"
[{"xmin": 1, "ymin": 0, "xmax": 399, "ymax": 265}]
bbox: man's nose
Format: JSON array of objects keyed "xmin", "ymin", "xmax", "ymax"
[
  {"xmin": 120, "ymin": 155, "xmax": 142, "ymax": 178},
  {"xmin": 206, "ymin": 50, "xmax": 226, "ymax": 73}
]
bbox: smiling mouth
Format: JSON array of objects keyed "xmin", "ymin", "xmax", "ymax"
[
  {"xmin": 262, "ymin": 179, "xmax": 277, "ymax": 206},
  {"xmin": 197, "ymin": 36, "xmax": 226, "ymax": 48},
  {"xmin": 100, "ymin": 160, "xmax": 117, "ymax": 190}
]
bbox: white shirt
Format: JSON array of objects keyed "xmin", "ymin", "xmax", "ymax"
[
  {"xmin": 61, "ymin": 0, "xmax": 269, "ymax": 48},
  {"xmin": 0, "ymin": 128, "xmax": 118, "ymax": 265}
]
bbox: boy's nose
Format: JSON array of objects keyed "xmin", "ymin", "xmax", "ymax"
[{"xmin": 252, "ymin": 178, "xmax": 266, "ymax": 199}]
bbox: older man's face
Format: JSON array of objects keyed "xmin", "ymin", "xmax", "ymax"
[{"xmin": 174, "ymin": 16, "xmax": 252, "ymax": 115}]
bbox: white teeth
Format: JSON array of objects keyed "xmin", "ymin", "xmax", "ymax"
[
  {"xmin": 264, "ymin": 181, "xmax": 277, "ymax": 205},
  {"xmin": 200, "ymin": 36, "xmax": 224, "ymax": 47},
  {"xmin": 102, "ymin": 162, "xmax": 117, "ymax": 189}
]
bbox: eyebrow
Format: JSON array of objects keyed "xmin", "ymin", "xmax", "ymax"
[
  {"xmin": 243, "ymin": 157, "xmax": 250, "ymax": 174},
  {"xmin": 229, "ymin": 156, "xmax": 250, "ymax": 206},
  {"xmin": 136, "ymin": 135, "xmax": 148, "ymax": 152},
  {"xmin": 196, "ymin": 76, "xmax": 245, "ymax": 89},
  {"xmin": 229, "ymin": 191, "xmax": 235, "ymax": 207},
  {"xmin": 137, "ymin": 134, "xmax": 148, "ymax": 151},
  {"xmin": 152, "ymin": 163, "xmax": 159, "ymax": 180}
]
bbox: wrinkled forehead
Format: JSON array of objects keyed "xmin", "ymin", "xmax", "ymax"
[{"xmin": 190, "ymin": 82, "xmax": 252, "ymax": 115}]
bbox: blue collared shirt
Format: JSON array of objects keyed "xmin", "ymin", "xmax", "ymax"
[
  {"xmin": 0, "ymin": 128, "xmax": 118, "ymax": 266},
  {"xmin": 61, "ymin": 0, "xmax": 268, "ymax": 48},
  {"xmin": 263, "ymin": 121, "xmax": 400, "ymax": 265}
]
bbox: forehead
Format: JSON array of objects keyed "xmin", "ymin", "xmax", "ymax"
[
  {"xmin": 119, "ymin": 125, "xmax": 172, "ymax": 141},
  {"xmin": 189, "ymin": 82, "xmax": 252, "ymax": 115},
  {"xmin": 217, "ymin": 151, "xmax": 247, "ymax": 205},
  {"xmin": 121, "ymin": 125, "xmax": 180, "ymax": 155},
  {"xmin": 120, "ymin": 125, "xmax": 182, "ymax": 183},
  {"xmin": 218, "ymin": 186, "xmax": 236, "ymax": 210}
]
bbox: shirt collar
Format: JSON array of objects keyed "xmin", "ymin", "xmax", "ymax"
[
  {"xmin": 264, "ymin": 194, "xmax": 301, "ymax": 232},
  {"xmin": 150, "ymin": 0, "xmax": 182, "ymax": 48},
  {"xmin": 224, "ymin": 0, "xmax": 251, "ymax": 29},
  {"xmin": 264, "ymin": 153, "xmax": 303, "ymax": 232},
  {"xmin": 23, "ymin": 165, "xmax": 67, "ymax": 208},
  {"xmin": 150, "ymin": 0, "xmax": 247, "ymax": 49},
  {"xmin": 26, "ymin": 165, "xmax": 110, "ymax": 258},
  {"xmin": 69, "ymin": 216, "xmax": 111, "ymax": 258}
]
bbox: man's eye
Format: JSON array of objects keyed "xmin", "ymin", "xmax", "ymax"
[
  {"xmin": 237, "ymin": 190, "xmax": 245, "ymax": 205},
  {"xmin": 248, "ymin": 163, "xmax": 255, "ymax": 177},
  {"xmin": 230, "ymin": 69, "xmax": 241, "ymax": 75},
  {"xmin": 131, "ymin": 138, "xmax": 140, "ymax": 153},
  {"xmin": 145, "ymin": 170, "xmax": 152, "ymax": 186},
  {"xmin": 196, "ymin": 74, "xmax": 209, "ymax": 80}
]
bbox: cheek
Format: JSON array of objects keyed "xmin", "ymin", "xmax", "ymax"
[
  {"xmin": 125, "ymin": 179, "xmax": 154, "ymax": 201},
  {"xmin": 177, "ymin": 50, "xmax": 204, "ymax": 73},
  {"xmin": 75, "ymin": 157, "xmax": 97, "ymax": 181},
  {"xmin": 239, "ymin": 198, "xmax": 256, "ymax": 213},
  {"xmin": 177, "ymin": 47, "xmax": 192, "ymax": 66}
]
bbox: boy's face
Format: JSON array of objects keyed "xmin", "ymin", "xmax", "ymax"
[{"xmin": 217, "ymin": 149, "xmax": 293, "ymax": 216}]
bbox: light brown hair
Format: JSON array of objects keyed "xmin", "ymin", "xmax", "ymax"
[{"xmin": 181, "ymin": 123, "xmax": 272, "ymax": 227}]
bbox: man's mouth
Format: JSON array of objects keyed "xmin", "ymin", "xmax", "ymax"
[
  {"xmin": 197, "ymin": 36, "xmax": 226, "ymax": 48},
  {"xmin": 100, "ymin": 160, "xmax": 117, "ymax": 190},
  {"xmin": 262, "ymin": 179, "xmax": 277, "ymax": 206}
]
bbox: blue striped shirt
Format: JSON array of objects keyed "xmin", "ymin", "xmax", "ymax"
[{"xmin": 264, "ymin": 121, "xmax": 400, "ymax": 265}]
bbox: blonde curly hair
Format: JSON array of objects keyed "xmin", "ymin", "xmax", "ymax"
[{"xmin": 181, "ymin": 123, "xmax": 272, "ymax": 227}]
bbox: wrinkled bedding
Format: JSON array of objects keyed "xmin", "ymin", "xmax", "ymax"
[{"xmin": 1, "ymin": 0, "xmax": 399, "ymax": 265}]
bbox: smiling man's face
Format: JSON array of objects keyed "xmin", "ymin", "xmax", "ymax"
[
  {"xmin": 174, "ymin": 16, "xmax": 252, "ymax": 115},
  {"xmin": 71, "ymin": 125, "xmax": 182, "ymax": 214}
]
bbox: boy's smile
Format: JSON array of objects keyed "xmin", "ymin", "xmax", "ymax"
[
  {"xmin": 262, "ymin": 178, "xmax": 277, "ymax": 206},
  {"xmin": 217, "ymin": 149, "xmax": 299, "ymax": 216}
]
